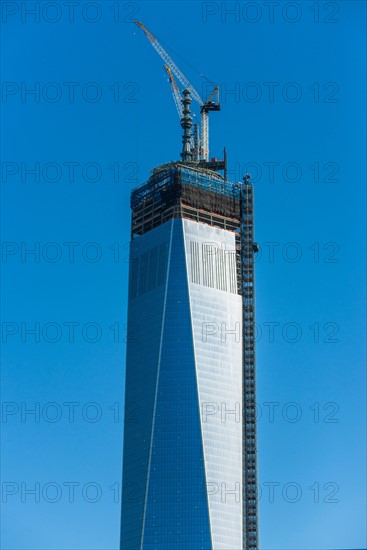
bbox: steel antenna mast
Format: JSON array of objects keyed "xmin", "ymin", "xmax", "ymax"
[{"xmin": 163, "ymin": 65, "xmax": 199, "ymax": 161}]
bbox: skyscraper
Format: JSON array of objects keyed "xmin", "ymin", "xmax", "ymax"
[
  {"xmin": 122, "ymin": 21, "xmax": 257, "ymax": 550},
  {"xmin": 120, "ymin": 158, "xmax": 258, "ymax": 549}
]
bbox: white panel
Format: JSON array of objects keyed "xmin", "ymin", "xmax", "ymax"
[{"xmin": 183, "ymin": 219, "xmax": 243, "ymax": 550}]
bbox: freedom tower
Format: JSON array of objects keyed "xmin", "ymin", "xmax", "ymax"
[{"xmin": 120, "ymin": 22, "xmax": 258, "ymax": 550}]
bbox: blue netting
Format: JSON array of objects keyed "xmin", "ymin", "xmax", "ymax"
[{"xmin": 131, "ymin": 164, "xmax": 240, "ymax": 208}]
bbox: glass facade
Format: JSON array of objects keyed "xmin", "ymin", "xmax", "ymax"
[{"xmin": 121, "ymin": 216, "xmax": 243, "ymax": 549}]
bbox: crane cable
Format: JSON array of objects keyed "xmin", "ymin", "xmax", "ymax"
[{"xmin": 158, "ymin": 37, "xmax": 216, "ymax": 85}]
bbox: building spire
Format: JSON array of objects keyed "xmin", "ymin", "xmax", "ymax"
[{"xmin": 180, "ymin": 89, "xmax": 192, "ymax": 162}]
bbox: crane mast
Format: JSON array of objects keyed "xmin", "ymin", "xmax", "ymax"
[
  {"xmin": 163, "ymin": 65, "xmax": 183, "ymax": 119},
  {"xmin": 135, "ymin": 20, "xmax": 220, "ymax": 162}
]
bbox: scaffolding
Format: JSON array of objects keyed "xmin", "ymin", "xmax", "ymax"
[
  {"xmin": 130, "ymin": 163, "xmax": 241, "ymax": 238},
  {"xmin": 241, "ymin": 175, "xmax": 258, "ymax": 550},
  {"xmin": 131, "ymin": 162, "xmax": 240, "ymax": 209}
]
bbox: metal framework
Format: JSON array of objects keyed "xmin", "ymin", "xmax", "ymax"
[
  {"xmin": 131, "ymin": 163, "xmax": 239, "ymax": 208},
  {"xmin": 134, "ymin": 20, "xmax": 220, "ymax": 162},
  {"xmin": 164, "ymin": 65, "xmax": 183, "ymax": 119},
  {"xmin": 241, "ymin": 175, "xmax": 258, "ymax": 549},
  {"xmin": 130, "ymin": 163, "xmax": 241, "ymax": 238}
]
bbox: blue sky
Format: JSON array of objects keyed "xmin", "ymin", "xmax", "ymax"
[{"xmin": 1, "ymin": 1, "xmax": 366, "ymax": 549}]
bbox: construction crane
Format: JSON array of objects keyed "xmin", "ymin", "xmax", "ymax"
[
  {"xmin": 163, "ymin": 64, "xmax": 183, "ymax": 119},
  {"xmin": 134, "ymin": 20, "xmax": 220, "ymax": 162}
]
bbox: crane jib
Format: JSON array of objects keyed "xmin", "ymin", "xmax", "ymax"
[
  {"xmin": 151, "ymin": 40, "xmax": 204, "ymax": 106},
  {"xmin": 136, "ymin": 19, "xmax": 221, "ymax": 162}
]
